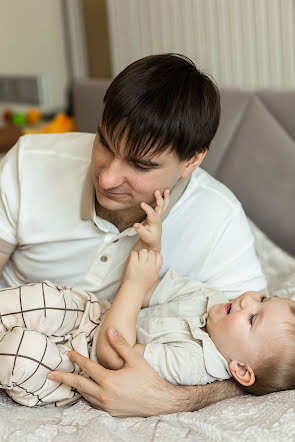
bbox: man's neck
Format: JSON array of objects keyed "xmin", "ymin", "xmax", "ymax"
[{"xmin": 95, "ymin": 200, "xmax": 146, "ymax": 232}]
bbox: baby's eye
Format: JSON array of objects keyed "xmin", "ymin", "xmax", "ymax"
[{"xmin": 249, "ymin": 313, "xmax": 256, "ymax": 326}]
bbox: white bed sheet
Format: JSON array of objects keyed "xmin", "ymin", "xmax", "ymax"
[{"xmin": 1, "ymin": 220, "xmax": 295, "ymax": 442}]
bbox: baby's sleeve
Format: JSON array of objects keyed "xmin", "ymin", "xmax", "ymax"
[{"xmin": 143, "ymin": 342, "xmax": 216, "ymax": 386}]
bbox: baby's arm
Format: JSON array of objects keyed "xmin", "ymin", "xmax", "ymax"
[
  {"xmin": 127, "ymin": 188, "xmax": 169, "ymax": 307},
  {"xmin": 97, "ymin": 189, "xmax": 169, "ymax": 369},
  {"xmin": 96, "ymin": 249, "xmax": 162, "ymax": 369}
]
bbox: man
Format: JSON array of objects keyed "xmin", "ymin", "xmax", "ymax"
[{"xmin": 0, "ymin": 54, "xmax": 266, "ymax": 415}]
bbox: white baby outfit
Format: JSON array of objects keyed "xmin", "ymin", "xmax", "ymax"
[{"xmin": 0, "ymin": 271, "xmax": 230, "ymax": 407}]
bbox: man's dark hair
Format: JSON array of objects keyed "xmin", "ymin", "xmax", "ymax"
[{"xmin": 101, "ymin": 53, "xmax": 220, "ymax": 161}]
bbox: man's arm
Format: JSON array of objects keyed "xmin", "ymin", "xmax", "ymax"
[
  {"xmin": 49, "ymin": 328, "xmax": 244, "ymax": 417},
  {"xmin": 0, "ymin": 252, "xmax": 10, "ymax": 275}
]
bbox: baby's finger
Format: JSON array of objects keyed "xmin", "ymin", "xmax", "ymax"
[
  {"xmin": 154, "ymin": 189, "xmax": 164, "ymax": 214},
  {"xmin": 162, "ymin": 189, "xmax": 170, "ymax": 212},
  {"xmin": 133, "ymin": 223, "xmax": 152, "ymax": 242},
  {"xmin": 156, "ymin": 252, "xmax": 163, "ymax": 267},
  {"xmin": 129, "ymin": 250, "xmax": 139, "ymax": 263},
  {"xmin": 147, "ymin": 249, "xmax": 156, "ymax": 259},
  {"xmin": 141, "ymin": 202, "xmax": 157, "ymax": 222},
  {"xmin": 138, "ymin": 248, "xmax": 149, "ymax": 263}
]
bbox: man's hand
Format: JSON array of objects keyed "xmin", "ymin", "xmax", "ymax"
[
  {"xmin": 134, "ymin": 189, "xmax": 170, "ymax": 252},
  {"xmin": 48, "ymin": 327, "xmax": 181, "ymax": 417},
  {"xmin": 48, "ymin": 328, "xmax": 244, "ymax": 417}
]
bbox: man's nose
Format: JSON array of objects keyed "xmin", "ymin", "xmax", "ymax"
[{"xmin": 99, "ymin": 159, "xmax": 125, "ymax": 189}]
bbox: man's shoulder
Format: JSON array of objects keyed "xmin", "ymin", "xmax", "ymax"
[
  {"xmin": 171, "ymin": 167, "xmax": 242, "ymax": 220},
  {"xmin": 189, "ymin": 168, "xmax": 241, "ymax": 208},
  {"xmin": 18, "ymin": 132, "xmax": 95, "ymax": 161}
]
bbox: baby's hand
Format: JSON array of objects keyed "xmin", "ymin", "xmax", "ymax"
[
  {"xmin": 133, "ymin": 189, "xmax": 170, "ymax": 252},
  {"xmin": 124, "ymin": 249, "xmax": 163, "ymax": 292}
]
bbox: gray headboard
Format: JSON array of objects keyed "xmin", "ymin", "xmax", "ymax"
[{"xmin": 73, "ymin": 80, "xmax": 295, "ymax": 256}]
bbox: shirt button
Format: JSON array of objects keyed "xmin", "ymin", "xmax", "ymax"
[
  {"xmin": 182, "ymin": 320, "xmax": 188, "ymax": 329},
  {"xmin": 100, "ymin": 256, "xmax": 108, "ymax": 262}
]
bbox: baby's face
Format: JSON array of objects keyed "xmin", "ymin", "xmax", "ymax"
[{"xmin": 206, "ymin": 291, "xmax": 295, "ymax": 368}]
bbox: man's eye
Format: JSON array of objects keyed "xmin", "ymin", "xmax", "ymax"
[
  {"xmin": 260, "ymin": 296, "xmax": 266, "ymax": 302},
  {"xmin": 97, "ymin": 134, "xmax": 110, "ymax": 150},
  {"xmin": 249, "ymin": 313, "xmax": 256, "ymax": 326},
  {"xmin": 134, "ymin": 163, "xmax": 151, "ymax": 172},
  {"xmin": 100, "ymin": 140, "xmax": 110, "ymax": 150}
]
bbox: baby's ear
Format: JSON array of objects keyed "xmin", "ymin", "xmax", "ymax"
[{"xmin": 229, "ymin": 360, "xmax": 255, "ymax": 387}]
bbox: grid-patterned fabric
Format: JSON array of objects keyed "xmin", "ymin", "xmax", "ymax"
[{"xmin": 0, "ymin": 281, "xmax": 110, "ymax": 407}]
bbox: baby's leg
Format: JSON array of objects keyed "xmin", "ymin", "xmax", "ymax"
[
  {"xmin": 0, "ymin": 326, "xmax": 81, "ymax": 406},
  {"xmin": 0, "ymin": 282, "xmax": 102, "ymax": 342}
]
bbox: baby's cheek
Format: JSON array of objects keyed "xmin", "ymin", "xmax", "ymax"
[{"xmin": 224, "ymin": 315, "xmax": 240, "ymax": 335}]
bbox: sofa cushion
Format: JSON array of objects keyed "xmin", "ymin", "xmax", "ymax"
[{"xmin": 213, "ymin": 94, "xmax": 295, "ymax": 255}]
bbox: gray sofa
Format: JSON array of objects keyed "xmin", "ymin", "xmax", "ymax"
[{"xmin": 73, "ymin": 80, "xmax": 295, "ymax": 257}]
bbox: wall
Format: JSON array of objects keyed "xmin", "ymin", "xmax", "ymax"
[
  {"xmin": 0, "ymin": 0, "xmax": 70, "ymax": 112},
  {"xmin": 82, "ymin": 0, "xmax": 111, "ymax": 78},
  {"xmin": 107, "ymin": 0, "xmax": 295, "ymax": 89}
]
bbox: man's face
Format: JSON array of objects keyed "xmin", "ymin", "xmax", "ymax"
[
  {"xmin": 91, "ymin": 127, "xmax": 203, "ymax": 212},
  {"xmin": 206, "ymin": 291, "xmax": 295, "ymax": 368}
]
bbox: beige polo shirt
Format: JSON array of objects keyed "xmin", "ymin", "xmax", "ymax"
[{"xmin": 0, "ymin": 133, "xmax": 266, "ymax": 300}]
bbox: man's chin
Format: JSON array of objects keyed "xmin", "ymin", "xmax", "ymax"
[{"xmin": 96, "ymin": 191, "xmax": 134, "ymax": 211}]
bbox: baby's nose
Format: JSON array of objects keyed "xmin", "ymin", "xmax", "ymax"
[{"xmin": 240, "ymin": 292, "xmax": 256, "ymax": 309}]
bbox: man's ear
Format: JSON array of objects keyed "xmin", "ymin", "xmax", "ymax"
[
  {"xmin": 181, "ymin": 149, "xmax": 207, "ymax": 178},
  {"xmin": 229, "ymin": 360, "xmax": 255, "ymax": 387}
]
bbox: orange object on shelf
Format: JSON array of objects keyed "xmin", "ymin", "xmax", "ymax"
[
  {"xmin": 26, "ymin": 108, "xmax": 41, "ymax": 125},
  {"xmin": 24, "ymin": 113, "xmax": 76, "ymax": 134}
]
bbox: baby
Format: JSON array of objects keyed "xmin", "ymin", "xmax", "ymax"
[
  {"xmin": 0, "ymin": 191, "xmax": 294, "ymax": 406},
  {"xmin": 96, "ymin": 190, "xmax": 295, "ymax": 397}
]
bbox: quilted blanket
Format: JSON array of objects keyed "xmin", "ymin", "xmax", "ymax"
[{"xmin": 0, "ymin": 220, "xmax": 295, "ymax": 442}]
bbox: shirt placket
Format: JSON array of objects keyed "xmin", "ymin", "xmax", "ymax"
[
  {"xmin": 86, "ymin": 221, "xmax": 137, "ymax": 287},
  {"xmin": 87, "ymin": 234, "xmax": 118, "ymax": 284}
]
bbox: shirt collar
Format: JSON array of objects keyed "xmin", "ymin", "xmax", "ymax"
[
  {"xmin": 81, "ymin": 165, "xmax": 95, "ymax": 220},
  {"xmin": 80, "ymin": 164, "xmax": 191, "ymax": 223},
  {"xmin": 201, "ymin": 292, "xmax": 232, "ymax": 378},
  {"xmin": 202, "ymin": 336, "xmax": 232, "ymax": 379}
]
